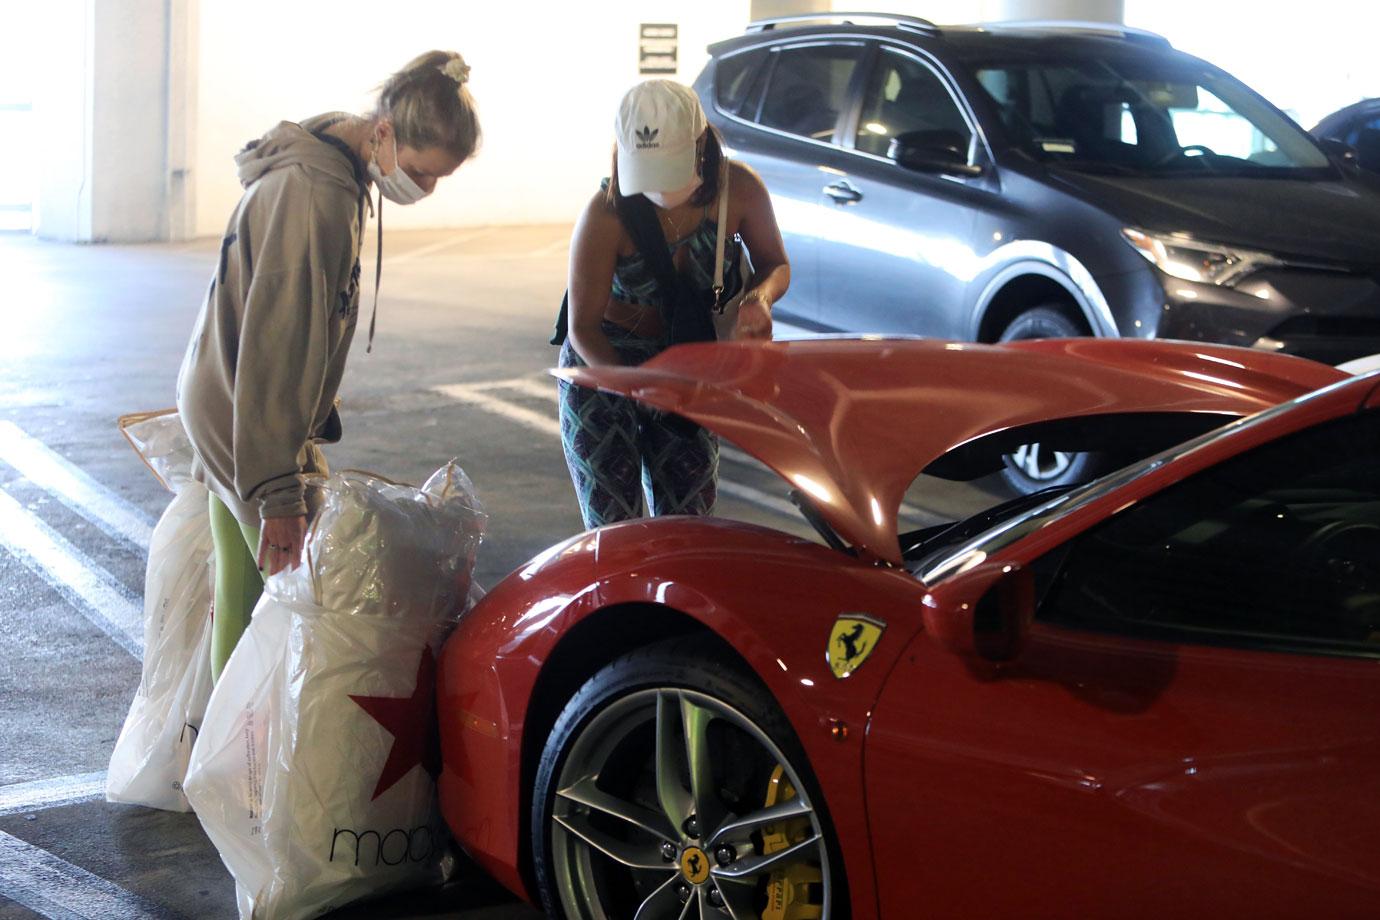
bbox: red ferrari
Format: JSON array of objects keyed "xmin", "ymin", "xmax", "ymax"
[{"xmin": 437, "ymin": 338, "xmax": 1379, "ymax": 919}]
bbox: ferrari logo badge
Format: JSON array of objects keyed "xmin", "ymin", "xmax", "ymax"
[
  {"xmin": 828, "ymin": 615, "xmax": 886, "ymax": 679},
  {"xmin": 680, "ymin": 846, "xmax": 710, "ymax": 884}
]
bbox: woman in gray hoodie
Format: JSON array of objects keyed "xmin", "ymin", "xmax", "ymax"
[{"xmin": 176, "ymin": 51, "xmax": 481, "ymax": 682}]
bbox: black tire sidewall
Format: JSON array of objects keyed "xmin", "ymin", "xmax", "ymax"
[
  {"xmin": 530, "ymin": 636, "xmax": 847, "ymax": 919},
  {"xmin": 997, "ymin": 304, "xmax": 1084, "ymax": 342}
]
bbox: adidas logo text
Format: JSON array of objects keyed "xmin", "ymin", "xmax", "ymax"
[{"xmin": 635, "ymin": 125, "xmax": 660, "ymax": 149}]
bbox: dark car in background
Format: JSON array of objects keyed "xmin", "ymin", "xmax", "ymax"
[
  {"xmin": 1314, "ymin": 98, "xmax": 1380, "ymax": 174},
  {"xmin": 693, "ymin": 14, "xmax": 1380, "ymax": 488}
]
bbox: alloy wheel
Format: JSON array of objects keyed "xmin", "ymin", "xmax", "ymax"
[
  {"xmin": 1007, "ymin": 441, "xmax": 1074, "ymax": 482},
  {"xmin": 549, "ymin": 688, "xmax": 831, "ymax": 919}
]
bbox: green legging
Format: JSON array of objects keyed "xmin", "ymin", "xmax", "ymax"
[{"xmin": 208, "ymin": 493, "xmax": 263, "ymax": 684}]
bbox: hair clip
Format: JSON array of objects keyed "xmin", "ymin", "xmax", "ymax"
[{"xmin": 440, "ymin": 55, "xmax": 470, "ymax": 86}]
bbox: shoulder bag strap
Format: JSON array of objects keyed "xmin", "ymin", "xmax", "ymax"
[
  {"xmin": 617, "ymin": 194, "xmax": 678, "ymax": 295},
  {"xmin": 712, "ymin": 159, "xmax": 730, "ymax": 307}
]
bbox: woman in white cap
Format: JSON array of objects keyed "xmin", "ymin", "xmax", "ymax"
[
  {"xmin": 176, "ymin": 51, "xmax": 480, "ymax": 682},
  {"xmin": 556, "ymin": 79, "xmax": 790, "ymax": 527}
]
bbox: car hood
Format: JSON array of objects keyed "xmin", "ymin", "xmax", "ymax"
[
  {"xmin": 1047, "ymin": 170, "xmax": 1380, "ymax": 266},
  {"xmin": 554, "ymin": 338, "xmax": 1347, "ymax": 564}
]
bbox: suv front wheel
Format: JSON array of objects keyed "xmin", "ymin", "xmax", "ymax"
[{"xmin": 998, "ymin": 305, "xmax": 1101, "ymax": 492}]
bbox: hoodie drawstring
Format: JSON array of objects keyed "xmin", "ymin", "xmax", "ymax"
[{"xmin": 367, "ymin": 191, "xmax": 382, "ymax": 354}]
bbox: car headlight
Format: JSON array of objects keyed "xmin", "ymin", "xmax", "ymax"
[{"xmin": 1121, "ymin": 228, "xmax": 1281, "ymax": 287}]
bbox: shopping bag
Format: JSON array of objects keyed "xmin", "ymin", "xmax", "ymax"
[
  {"xmin": 106, "ymin": 411, "xmax": 216, "ymax": 812},
  {"xmin": 184, "ymin": 462, "xmax": 486, "ymax": 920},
  {"xmin": 118, "ymin": 408, "xmax": 199, "ymax": 493}
]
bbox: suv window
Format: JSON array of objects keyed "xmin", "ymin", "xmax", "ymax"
[
  {"xmin": 1346, "ymin": 114, "xmax": 1380, "ymax": 168},
  {"xmin": 970, "ymin": 54, "xmax": 1330, "ymax": 176},
  {"xmin": 715, "ymin": 48, "xmax": 769, "ymax": 118},
  {"xmin": 856, "ymin": 49, "xmax": 972, "ymax": 158},
  {"xmin": 1039, "ymin": 411, "xmax": 1380, "ymax": 656},
  {"xmin": 758, "ymin": 44, "xmax": 864, "ymax": 141}
]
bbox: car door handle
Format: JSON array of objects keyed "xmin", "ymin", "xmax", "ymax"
[{"xmin": 823, "ymin": 181, "xmax": 862, "ymax": 204}]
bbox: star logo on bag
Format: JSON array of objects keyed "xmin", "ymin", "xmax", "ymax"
[
  {"xmin": 635, "ymin": 125, "xmax": 660, "ymax": 148},
  {"xmin": 349, "ymin": 646, "xmax": 441, "ymax": 801}
]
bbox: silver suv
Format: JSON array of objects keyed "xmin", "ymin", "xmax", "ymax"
[{"xmin": 694, "ymin": 14, "xmax": 1380, "ymax": 488}]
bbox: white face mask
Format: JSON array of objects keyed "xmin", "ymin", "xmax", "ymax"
[
  {"xmin": 644, "ymin": 173, "xmax": 702, "ymax": 209},
  {"xmin": 368, "ymin": 132, "xmax": 429, "ymax": 205}
]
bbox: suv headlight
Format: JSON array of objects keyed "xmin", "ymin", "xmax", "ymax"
[{"xmin": 1121, "ymin": 228, "xmax": 1281, "ymax": 287}]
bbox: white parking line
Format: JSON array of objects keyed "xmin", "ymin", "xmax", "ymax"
[
  {"xmin": 522, "ymin": 237, "xmax": 570, "ymax": 258},
  {"xmin": 465, "ymin": 376, "xmax": 764, "ymax": 469},
  {"xmin": 438, "ymin": 374, "xmax": 937, "ymax": 526},
  {"xmin": 430, "ymin": 377, "xmax": 799, "ymax": 519},
  {"xmin": 0, "ymin": 421, "xmax": 155, "ymax": 550},
  {"xmin": 433, "ymin": 381, "xmax": 561, "ymax": 439},
  {"xmin": 492, "ymin": 375, "xmax": 559, "ymax": 401},
  {"xmin": 0, "ymin": 489, "xmax": 143, "ymax": 658},
  {"xmin": 0, "ymin": 773, "xmax": 106, "ymax": 818},
  {"xmin": 0, "ymin": 830, "xmax": 165, "ymax": 919},
  {"xmin": 376, "ymin": 226, "xmax": 494, "ymax": 264}
]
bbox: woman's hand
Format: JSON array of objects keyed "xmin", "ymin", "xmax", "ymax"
[
  {"xmin": 258, "ymin": 514, "xmax": 308, "ymax": 576},
  {"xmin": 734, "ymin": 291, "xmax": 773, "ymax": 340}
]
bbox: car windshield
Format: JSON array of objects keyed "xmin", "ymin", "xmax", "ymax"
[{"xmin": 967, "ymin": 51, "xmax": 1333, "ymax": 177}]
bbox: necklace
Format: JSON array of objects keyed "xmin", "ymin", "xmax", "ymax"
[{"xmin": 661, "ymin": 205, "xmax": 698, "ymax": 243}]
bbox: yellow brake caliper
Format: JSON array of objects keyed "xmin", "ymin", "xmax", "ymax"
[{"xmin": 761, "ymin": 765, "xmax": 823, "ymax": 920}]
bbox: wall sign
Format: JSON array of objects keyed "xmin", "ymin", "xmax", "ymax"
[{"xmin": 639, "ymin": 23, "xmax": 678, "ymax": 75}]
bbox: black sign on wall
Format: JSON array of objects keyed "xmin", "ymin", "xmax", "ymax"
[{"xmin": 639, "ymin": 23, "xmax": 678, "ymax": 75}]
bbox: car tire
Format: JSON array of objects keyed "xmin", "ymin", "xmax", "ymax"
[
  {"xmin": 998, "ymin": 304, "xmax": 1085, "ymax": 342},
  {"xmin": 997, "ymin": 305, "xmax": 1102, "ymax": 492},
  {"xmin": 532, "ymin": 635, "xmax": 846, "ymax": 920}
]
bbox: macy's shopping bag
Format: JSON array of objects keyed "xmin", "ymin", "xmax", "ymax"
[
  {"xmin": 106, "ymin": 410, "xmax": 216, "ymax": 812},
  {"xmin": 184, "ymin": 463, "xmax": 485, "ymax": 920}
]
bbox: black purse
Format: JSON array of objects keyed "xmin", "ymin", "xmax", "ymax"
[{"xmin": 550, "ymin": 290, "xmax": 570, "ymax": 347}]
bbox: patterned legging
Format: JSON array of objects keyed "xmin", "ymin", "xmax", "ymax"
[{"xmin": 558, "ymin": 322, "xmax": 718, "ymax": 529}]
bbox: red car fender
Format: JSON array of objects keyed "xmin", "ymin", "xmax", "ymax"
[{"xmin": 437, "ymin": 516, "xmax": 928, "ymax": 915}]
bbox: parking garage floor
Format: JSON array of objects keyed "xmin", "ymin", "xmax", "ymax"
[{"xmin": 0, "ymin": 227, "xmax": 1000, "ymax": 918}]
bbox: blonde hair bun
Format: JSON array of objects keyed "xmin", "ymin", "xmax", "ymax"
[{"xmin": 376, "ymin": 50, "xmax": 481, "ymax": 162}]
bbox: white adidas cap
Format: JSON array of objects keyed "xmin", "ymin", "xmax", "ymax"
[{"xmin": 614, "ymin": 80, "xmax": 708, "ymax": 196}]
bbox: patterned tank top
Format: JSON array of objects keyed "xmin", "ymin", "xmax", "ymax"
[{"xmin": 600, "ymin": 178, "xmax": 743, "ymax": 308}]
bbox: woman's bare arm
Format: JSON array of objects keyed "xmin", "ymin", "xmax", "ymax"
[
  {"xmin": 730, "ymin": 161, "xmax": 790, "ymax": 340},
  {"xmin": 567, "ymin": 191, "xmax": 626, "ymax": 367}
]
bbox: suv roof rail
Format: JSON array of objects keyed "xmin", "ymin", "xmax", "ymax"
[
  {"xmin": 979, "ymin": 20, "xmax": 1170, "ymax": 45},
  {"xmin": 745, "ymin": 11, "xmax": 940, "ymax": 36}
]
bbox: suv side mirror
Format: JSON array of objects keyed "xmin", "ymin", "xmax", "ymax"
[
  {"xmin": 922, "ymin": 561, "xmax": 1035, "ymax": 662},
  {"xmin": 887, "ymin": 129, "xmax": 984, "ymax": 178},
  {"xmin": 1317, "ymin": 136, "xmax": 1360, "ymax": 167}
]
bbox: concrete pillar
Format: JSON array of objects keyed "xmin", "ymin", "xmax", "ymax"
[
  {"xmin": 750, "ymin": 0, "xmax": 831, "ymax": 21},
  {"xmin": 88, "ymin": 0, "xmax": 170, "ymax": 242},
  {"xmin": 33, "ymin": 0, "xmax": 95, "ymax": 242},
  {"xmin": 34, "ymin": 0, "xmax": 196, "ymax": 243},
  {"xmin": 982, "ymin": 0, "xmax": 1124, "ymax": 23},
  {"xmin": 164, "ymin": 0, "xmax": 198, "ymax": 242}
]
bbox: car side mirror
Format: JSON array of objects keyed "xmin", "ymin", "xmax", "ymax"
[
  {"xmin": 887, "ymin": 129, "xmax": 984, "ymax": 178},
  {"xmin": 921, "ymin": 561, "xmax": 1035, "ymax": 662},
  {"xmin": 1317, "ymin": 136, "xmax": 1360, "ymax": 167}
]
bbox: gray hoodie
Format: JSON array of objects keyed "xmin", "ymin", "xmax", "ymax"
[{"xmin": 177, "ymin": 113, "xmax": 368, "ymax": 526}]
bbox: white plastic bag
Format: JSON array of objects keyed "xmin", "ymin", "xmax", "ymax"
[
  {"xmin": 185, "ymin": 463, "xmax": 486, "ymax": 920},
  {"xmin": 106, "ymin": 411, "xmax": 216, "ymax": 812}
]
